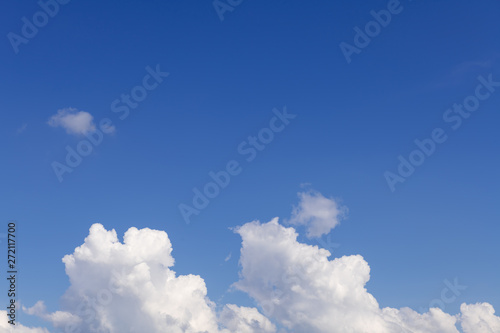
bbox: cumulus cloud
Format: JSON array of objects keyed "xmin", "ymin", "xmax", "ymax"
[
  {"xmin": 20, "ymin": 190, "xmax": 500, "ymax": 333},
  {"xmin": 234, "ymin": 218, "xmax": 391, "ymax": 332},
  {"xmin": 287, "ymin": 190, "xmax": 345, "ymax": 238},
  {"xmin": 47, "ymin": 108, "xmax": 96, "ymax": 135},
  {"xmin": 24, "ymin": 223, "xmax": 270, "ymax": 333},
  {"xmin": 460, "ymin": 303, "xmax": 500, "ymax": 333},
  {"xmin": 233, "ymin": 217, "xmax": 499, "ymax": 333}
]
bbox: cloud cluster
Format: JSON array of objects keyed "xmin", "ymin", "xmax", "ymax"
[
  {"xmin": 234, "ymin": 218, "xmax": 469, "ymax": 332},
  {"xmin": 235, "ymin": 217, "xmax": 500, "ymax": 332},
  {"xmin": 23, "ymin": 224, "xmax": 270, "ymax": 333},
  {"xmin": 47, "ymin": 108, "xmax": 97, "ymax": 135},
  {"xmin": 287, "ymin": 190, "xmax": 346, "ymax": 238},
  {"xmin": 16, "ymin": 191, "xmax": 500, "ymax": 333}
]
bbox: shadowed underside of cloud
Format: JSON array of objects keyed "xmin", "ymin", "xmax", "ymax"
[{"xmin": 15, "ymin": 192, "xmax": 500, "ymax": 333}]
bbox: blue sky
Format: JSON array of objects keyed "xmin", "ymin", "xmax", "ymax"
[{"xmin": 1, "ymin": 0, "xmax": 500, "ymax": 331}]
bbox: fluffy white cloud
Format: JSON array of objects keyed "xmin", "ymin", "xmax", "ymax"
[
  {"xmin": 234, "ymin": 218, "xmax": 391, "ymax": 332},
  {"xmin": 460, "ymin": 303, "xmax": 500, "ymax": 333},
  {"xmin": 20, "ymin": 191, "xmax": 500, "ymax": 333},
  {"xmin": 233, "ymin": 217, "xmax": 498, "ymax": 333},
  {"xmin": 287, "ymin": 191, "xmax": 345, "ymax": 238},
  {"xmin": 47, "ymin": 108, "xmax": 97, "ymax": 135},
  {"xmin": 24, "ymin": 223, "xmax": 270, "ymax": 333}
]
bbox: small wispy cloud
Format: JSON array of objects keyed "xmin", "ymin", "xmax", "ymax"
[
  {"xmin": 431, "ymin": 56, "xmax": 500, "ymax": 89},
  {"xmin": 16, "ymin": 123, "xmax": 27, "ymax": 134},
  {"xmin": 287, "ymin": 190, "xmax": 346, "ymax": 238},
  {"xmin": 47, "ymin": 108, "xmax": 96, "ymax": 135}
]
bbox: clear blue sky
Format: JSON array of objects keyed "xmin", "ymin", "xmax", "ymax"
[{"xmin": 1, "ymin": 0, "xmax": 499, "ymax": 330}]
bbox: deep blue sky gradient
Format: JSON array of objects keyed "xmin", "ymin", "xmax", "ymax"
[{"xmin": 1, "ymin": 0, "xmax": 499, "ymax": 329}]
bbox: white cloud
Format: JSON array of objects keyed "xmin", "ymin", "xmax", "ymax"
[
  {"xmin": 47, "ymin": 108, "xmax": 96, "ymax": 135},
  {"xmin": 0, "ymin": 311, "xmax": 50, "ymax": 332},
  {"xmin": 287, "ymin": 190, "xmax": 345, "ymax": 238},
  {"xmin": 233, "ymin": 217, "xmax": 499, "ymax": 333},
  {"xmin": 23, "ymin": 301, "xmax": 81, "ymax": 329},
  {"xmin": 234, "ymin": 218, "xmax": 393, "ymax": 332},
  {"xmin": 20, "ymin": 191, "xmax": 500, "ymax": 333},
  {"xmin": 24, "ymin": 223, "xmax": 270, "ymax": 333},
  {"xmin": 460, "ymin": 303, "xmax": 500, "ymax": 333}
]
